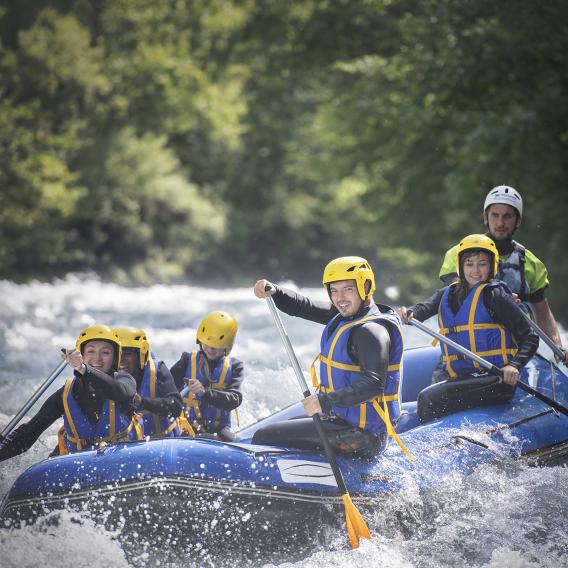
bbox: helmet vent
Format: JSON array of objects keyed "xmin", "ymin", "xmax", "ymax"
[
  {"xmin": 346, "ymin": 266, "xmax": 356, "ymax": 272},
  {"xmin": 220, "ymin": 335, "xmax": 225, "ymax": 339}
]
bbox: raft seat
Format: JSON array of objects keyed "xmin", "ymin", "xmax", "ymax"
[{"xmin": 400, "ymin": 346, "xmax": 440, "ymax": 403}]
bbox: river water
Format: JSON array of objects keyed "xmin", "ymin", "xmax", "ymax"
[{"xmin": 0, "ymin": 276, "xmax": 567, "ymax": 567}]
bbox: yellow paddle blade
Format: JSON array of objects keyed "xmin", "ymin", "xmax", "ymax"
[{"xmin": 342, "ymin": 493, "xmax": 371, "ymax": 548}]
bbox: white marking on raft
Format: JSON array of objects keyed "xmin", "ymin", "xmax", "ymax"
[{"xmin": 276, "ymin": 459, "xmax": 338, "ymax": 487}]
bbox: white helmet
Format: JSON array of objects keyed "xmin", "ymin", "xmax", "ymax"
[{"xmin": 483, "ymin": 185, "xmax": 523, "ymax": 218}]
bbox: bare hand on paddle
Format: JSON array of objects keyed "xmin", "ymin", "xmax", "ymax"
[
  {"xmin": 254, "ymin": 279, "xmax": 276, "ymax": 298},
  {"xmin": 500, "ymin": 364, "xmax": 520, "ymax": 385},
  {"xmin": 61, "ymin": 348, "xmax": 86, "ymax": 375},
  {"xmin": 301, "ymin": 393, "xmax": 322, "ymax": 416},
  {"xmin": 187, "ymin": 378, "xmax": 206, "ymax": 396},
  {"xmin": 396, "ymin": 306, "xmax": 413, "ymax": 324}
]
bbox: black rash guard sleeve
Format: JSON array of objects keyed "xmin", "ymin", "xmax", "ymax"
[
  {"xmin": 318, "ymin": 321, "xmax": 392, "ymax": 412},
  {"xmin": 170, "ymin": 352, "xmax": 191, "ymax": 392},
  {"xmin": 201, "ymin": 358, "xmax": 244, "ymax": 411},
  {"xmin": 272, "ymin": 286, "xmax": 337, "ymax": 325},
  {"xmin": 84, "ymin": 365, "xmax": 137, "ymax": 402},
  {"xmin": 408, "ymin": 288, "xmax": 446, "ymax": 322},
  {"xmin": 526, "ymin": 286, "xmax": 547, "ymax": 304},
  {"xmin": 0, "ymin": 387, "xmax": 65, "ymax": 461},
  {"xmin": 484, "ymin": 287, "xmax": 539, "ymax": 369},
  {"xmin": 139, "ymin": 362, "xmax": 183, "ymax": 417}
]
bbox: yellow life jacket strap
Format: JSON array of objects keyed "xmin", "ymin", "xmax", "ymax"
[
  {"xmin": 468, "ymin": 284, "xmax": 486, "ymax": 370},
  {"xmin": 443, "ymin": 348, "xmax": 517, "ymax": 362},
  {"xmin": 370, "ymin": 398, "xmax": 415, "ymax": 461},
  {"xmin": 146, "ymin": 356, "xmax": 163, "ymax": 436},
  {"xmin": 177, "ymin": 412, "xmax": 196, "ymax": 437},
  {"xmin": 357, "ymin": 394, "xmax": 398, "ymax": 426},
  {"xmin": 183, "ymin": 352, "xmax": 203, "ymax": 420},
  {"xmin": 439, "ymin": 322, "xmax": 503, "ymax": 334},
  {"xmin": 234, "ymin": 408, "xmax": 241, "ymax": 428},
  {"xmin": 209, "ymin": 356, "xmax": 230, "ymax": 389},
  {"xmin": 311, "ymin": 354, "xmax": 401, "ymax": 390},
  {"xmin": 133, "ymin": 414, "xmax": 144, "ymax": 440},
  {"xmin": 57, "ymin": 425, "xmax": 69, "ymax": 456},
  {"xmin": 62, "ymin": 377, "xmax": 84, "ymax": 452},
  {"xmin": 310, "ymin": 354, "xmax": 321, "ymax": 388},
  {"xmin": 184, "ymin": 391, "xmax": 202, "ymax": 418},
  {"xmin": 94, "ymin": 408, "xmax": 143, "ymax": 443}
]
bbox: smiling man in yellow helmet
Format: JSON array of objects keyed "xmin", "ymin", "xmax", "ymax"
[
  {"xmin": 253, "ymin": 256, "xmax": 410, "ymax": 460},
  {"xmin": 170, "ymin": 311, "xmax": 244, "ymax": 442},
  {"xmin": 0, "ymin": 325, "xmax": 140, "ymax": 461}
]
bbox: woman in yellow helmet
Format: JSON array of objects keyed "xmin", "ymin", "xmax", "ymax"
[
  {"xmin": 397, "ymin": 234, "xmax": 539, "ymax": 422},
  {"xmin": 170, "ymin": 311, "xmax": 244, "ymax": 442},
  {"xmin": 0, "ymin": 325, "xmax": 140, "ymax": 461}
]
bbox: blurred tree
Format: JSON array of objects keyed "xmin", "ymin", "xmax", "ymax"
[{"xmin": 0, "ymin": 0, "xmax": 566, "ymax": 319}]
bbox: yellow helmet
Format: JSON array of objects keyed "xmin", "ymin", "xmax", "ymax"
[
  {"xmin": 75, "ymin": 324, "xmax": 121, "ymax": 370},
  {"xmin": 114, "ymin": 327, "xmax": 150, "ymax": 368},
  {"xmin": 196, "ymin": 311, "xmax": 238, "ymax": 353},
  {"xmin": 456, "ymin": 234, "xmax": 499, "ymax": 277},
  {"xmin": 322, "ymin": 256, "xmax": 376, "ymax": 301}
]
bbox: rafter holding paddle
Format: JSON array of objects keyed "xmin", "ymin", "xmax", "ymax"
[{"xmin": 264, "ymin": 292, "xmax": 371, "ymax": 549}]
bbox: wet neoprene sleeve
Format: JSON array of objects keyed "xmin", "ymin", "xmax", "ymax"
[
  {"xmin": 138, "ymin": 361, "xmax": 182, "ymax": 417},
  {"xmin": 84, "ymin": 366, "xmax": 137, "ymax": 401}
]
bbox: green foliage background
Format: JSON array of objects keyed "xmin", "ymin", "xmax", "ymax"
[{"xmin": 1, "ymin": 1, "xmax": 567, "ymax": 320}]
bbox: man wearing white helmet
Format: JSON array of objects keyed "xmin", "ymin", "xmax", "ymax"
[{"xmin": 439, "ymin": 185, "xmax": 566, "ymax": 363}]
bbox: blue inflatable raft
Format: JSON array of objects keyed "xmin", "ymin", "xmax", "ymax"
[{"xmin": 1, "ymin": 346, "xmax": 567, "ymax": 557}]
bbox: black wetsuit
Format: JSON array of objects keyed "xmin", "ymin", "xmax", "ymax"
[
  {"xmin": 0, "ymin": 366, "xmax": 137, "ymax": 461},
  {"xmin": 409, "ymin": 283, "xmax": 539, "ymax": 421},
  {"xmin": 132, "ymin": 361, "xmax": 182, "ymax": 418},
  {"xmin": 251, "ymin": 287, "xmax": 396, "ymax": 459},
  {"xmin": 170, "ymin": 352, "xmax": 244, "ymax": 441}
]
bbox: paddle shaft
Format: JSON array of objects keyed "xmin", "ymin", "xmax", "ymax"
[
  {"xmin": 519, "ymin": 310, "xmax": 566, "ymax": 361},
  {"xmin": 1, "ymin": 359, "xmax": 68, "ymax": 439},
  {"xmin": 408, "ymin": 318, "xmax": 568, "ymax": 418},
  {"xmin": 265, "ymin": 295, "xmax": 349, "ymax": 494}
]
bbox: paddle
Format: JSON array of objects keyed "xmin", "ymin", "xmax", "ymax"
[
  {"xmin": 519, "ymin": 310, "xmax": 567, "ymax": 364},
  {"xmin": 1, "ymin": 358, "xmax": 68, "ymax": 440},
  {"xmin": 264, "ymin": 290, "xmax": 371, "ymax": 549},
  {"xmin": 407, "ymin": 317, "xmax": 568, "ymax": 418}
]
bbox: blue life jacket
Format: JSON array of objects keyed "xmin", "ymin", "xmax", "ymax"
[
  {"xmin": 438, "ymin": 281, "xmax": 518, "ymax": 378},
  {"xmin": 59, "ymin": 376, "xmax": 143, "ymax": 454},
  {"xmin": 181, "ymin": 351, "xmax": 234, "ymax": 432},
  {"xmin": 138, "ymin": 353, "xmax": 181, "ymax": 438},
  {"xmin": 315, "ymin": 305, "xmax": 403, "ymax": 433},
  {"xmin": 310, "ymin": 304, "xmax": 414, "ymax": 461}
]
